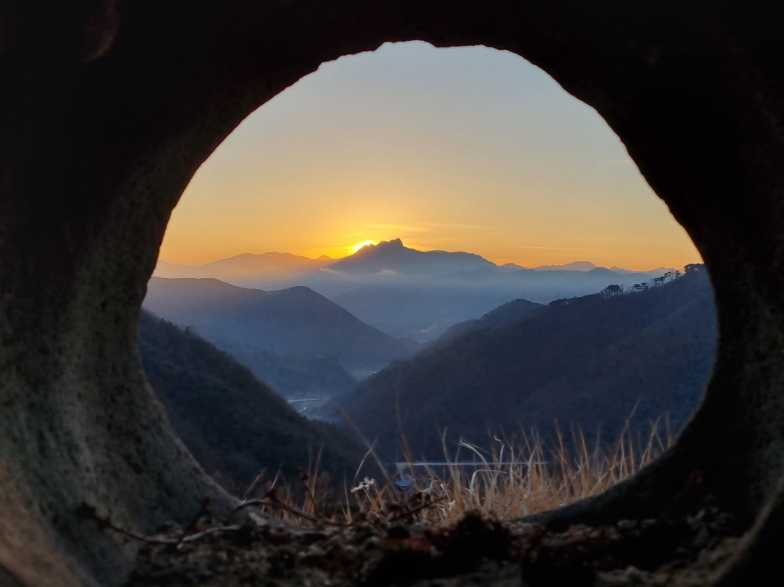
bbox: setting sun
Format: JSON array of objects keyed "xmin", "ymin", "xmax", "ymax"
[{"xmin": 350, "ymin": 240, "xmax": 377, "ymax": 254}]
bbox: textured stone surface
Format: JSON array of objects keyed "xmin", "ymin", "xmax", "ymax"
[{"xmin": 1, "ymin": 1, "xmax": 784, "ymax": 585}]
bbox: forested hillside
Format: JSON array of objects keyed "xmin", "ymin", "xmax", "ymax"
[
  {"xmin": 336, "ymin": 267, "xmax": 716, "ymax": 459},
  {"xmin": 138, "ymin": 311, "xmax": 361, "ymax": 490}
]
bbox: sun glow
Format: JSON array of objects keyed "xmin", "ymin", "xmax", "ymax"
[
  {"xmin": 158, "ymin": 43, "xmax": 703, "ymax": 271},
  {"xmin": 350, "ymin": 240, "xmax": 378, "ymax": 254}
]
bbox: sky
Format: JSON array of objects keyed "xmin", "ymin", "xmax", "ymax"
[{"xmin": 160, "ymin": 42, "xmax": 701, "ymax": 271}]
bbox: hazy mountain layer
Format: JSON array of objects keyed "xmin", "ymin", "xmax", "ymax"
[
  {"xmin": 138, "ymin": 312, "xmax": 361, "ymax": 491},
  {"xmin": 334, "ymin": 266, "xmax": 716, "ymax": 459},
  {"xmin": 327, "ymin": 241, "xmax": 672, "ymax": 341},
  {"xmin": 156, "ymin": 252, "xmax": 333, "ymax": 285},
  {"xmin": 332, "ymin": 284, "xmax": 522, "ymax": 341},
  {"xmin": 154, "ymin": 239, "xmax": 676, "ymax": 342},
  {"xmin": 532, "ymin": 261, "xmax": 599, "ymax": 272},
  {"xmin": 143, "ymin": 277, "xmax": 417, "ymax": 379}
]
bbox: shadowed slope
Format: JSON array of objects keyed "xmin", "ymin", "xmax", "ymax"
[
  {"xmin": 138, "ymin": 312, "xmax": 361, "ymax": 491},
  {"xmin": 339, "ymin": 269, "xmax": 716, "ymax": 459}
]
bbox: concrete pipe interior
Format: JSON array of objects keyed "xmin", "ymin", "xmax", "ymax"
[{"xmin": 2, "ymin": 3, "xmax": 783, "ymax": 586}]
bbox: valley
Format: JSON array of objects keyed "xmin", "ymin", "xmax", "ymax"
[{"xmin": 144, "ymin": 240, "xmax": 715, "ymax": 472}]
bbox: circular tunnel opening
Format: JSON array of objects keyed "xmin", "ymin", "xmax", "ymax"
[
  {"xmin": 6, "ymin": 6, "xmax": 782, "ymax": 586},
  {"xmin": 140, "ymin": 42, "xmax": 716, "ymax": 521}
]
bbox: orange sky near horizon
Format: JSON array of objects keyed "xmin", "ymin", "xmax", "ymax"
[{"xmin": 159, "ymin": 42, "xmax": 701, "ymax": 272}]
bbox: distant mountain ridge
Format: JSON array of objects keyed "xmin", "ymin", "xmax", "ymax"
[
  {"xmin": 325, "ymin": 240, "xmax": 674, "ymax": 341},
  {"xmin": 202, "ymin": 251, "xmax": 332, "ymax": 275},
  {"xmin": 333, "ymin": 266, "xmax": 716, "ymax": 459},
  {"xmin": 156, "ymin": 252, "xmax": 333, "ymax": 283},
  {"xmin": 154, "ymin": 239, "xmax": 684, "ymax": 342},
  {"xmin": 143, "ymin": 277, "xmax": 417, "ymax": 384},
  {"xmin": 157, "ymin": 240, "xmax": 672, "ymax": 284},
  {"xmin": 532, "ymin": 261, "xmax": 597, "ymax": 272},
  {"xmin": 329, "ymin": 238, "xmax": 495, "ymax": 277}
]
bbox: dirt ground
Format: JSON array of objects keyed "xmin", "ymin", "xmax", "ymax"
[{"xmin": 125, "ymin": 499, "xmax": 742, "ymax": 586}]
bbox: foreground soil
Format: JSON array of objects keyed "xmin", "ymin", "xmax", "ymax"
[{"xmin": 125, "ymin": 502, "xmax": 742, "ymax": 586}]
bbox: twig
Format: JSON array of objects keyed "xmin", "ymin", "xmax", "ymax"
[
  {"xmin": 80, "ymin": 503, "xmax": 240, "ymax": 546},
  {"xmin": 109, "ymin": 519, "xmax": 241, "ymax": 546},
  {"xmin": 102, "ymin": 522, "xmax": 180, "ymax": 545},
  {"xmin": 178, "ymin": 525, "xmax": 242, "ymax": 544},
  {"xmin": 241, "ymin": 470, "xmax": 266, "ymax": 502},
  {"xmin": 177, "ymin": 497, "xmax": 211, "ymax": 548},
  {"xmin": 233, "ymin": 490, "xmax": 352, "ymax": 528},
  {"xmin": 232, "ymin": 499, "xmax": 269, "ymax": 515},
  {"xmin": 388, "ymin": 495, "xmax": 449, "ymax": 523}
]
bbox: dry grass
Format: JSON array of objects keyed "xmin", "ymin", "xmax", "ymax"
[{"xmin": 242, "ymin": 420, "xmax": 674, "ymax": 528}]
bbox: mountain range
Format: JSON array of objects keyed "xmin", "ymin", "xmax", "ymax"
[
  {"xmin": 155, "ymin": 239, "xmax": 674, "ymax": 342},
  {"xmin": 143, "ymin": 277, "xmax": 417, "ymax": 394},
  {"xmin": 330, "ymin": 265, "xmax": 716, "ymax": 459},
  {"xmin": 157, "ymin": 252, "xmax": 333, "ymax": 286},
  {"xmin": 143, "ymin": 240, "xmax": 713, "ymax": 477},
  {"xmin": 329, "ymin": 239, "xmax": 495, "ymax": 277},
  {"xmin": 138, "ymin": 311, "xmax": 361, "ymax": 491},
  {"xmin": 326, "ymin": 240, "xmax": 673, "ymax": 340}
]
